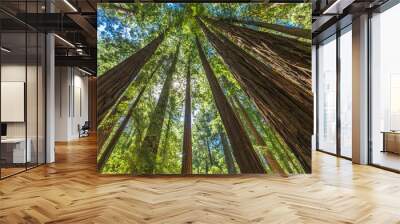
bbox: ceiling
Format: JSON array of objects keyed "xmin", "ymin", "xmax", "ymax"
[
  {"xmin": 5, "ymin": 0, "xmax": 393, "ymax": 72},
  {"xmin": 312, "ymin": 0, "xmax": 390, "ymax": 43},
  {"xmin": 0, "ymin": 0, "xmax": 98, "ymax": 75}
]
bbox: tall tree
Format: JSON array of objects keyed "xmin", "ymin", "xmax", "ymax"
[
  {"xmin": 136, "ymin": 44, "xmax": 180, "ymax": 174},
  {"xmin": 196, "ymin": 36, "xmax": 265, "ymax": 174},
  {"xmin": 97, "ymin": 87, "xmax": 146, "ymax": 172},
  {"xmin": 219, "ymin": 17, "xmax": 311, "ymax": 39},
  {"xmin": 207, "ymin": 17, "xmax": 311, "ymax": 62},
  {"xmin": 250, "ymin": 105, "xmax": 303, "ymax": 173},
  {"xmin": 219, "ymin": 131, "xmax": 237, "ymax": 174},
  {"xmin": 205, "ymin": 137, "xmax": 214, "ymax": 167},
  {"xmin": 231, "ymin": 95, "xmax": 286, "ymax": 176},
  {"xmin": 158, "ymin": 108, "xmax": 173, "ymax": 172},
  {"xmin": 203, "ymin": 17, "xmax": 312, "ymax": 114},
  {"xmin": 97, "ymin": 58, "xmax": 163, "ymax": 171},
  {"xmin": 204, "ymin": 17, "xmax": 311, "ymax": 90},
  {"xmin": 97, "ymin": 33, "xmax": 165, "ymax": 122},
  {"xmin": 263, "ymin": 125, "xmax": 296, "ymax": 173},
  {"xmin": 98, "ymin": 57, "xmax": 166, "ymax": 150},
  {"xmin": 181, "ymin": 56, "xmax": 192, "ymax": 174},
  {"xmin": 197, "ymin": 18, "xmax": 311, "ymax": 172},
  {"xmin": 269, "ymin": 127, "xmax": 304, "ymax": 173},
  {"xmin": 205, "ymin": 149, "xmax": 209, "ymax": 174}
]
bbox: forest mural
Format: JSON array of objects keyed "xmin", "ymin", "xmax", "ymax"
[{"xmin": 97, "ymin": 3, "xmax": 312, "ymax": 175}]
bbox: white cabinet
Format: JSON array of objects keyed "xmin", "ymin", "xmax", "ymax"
[{"xmin": 1, "ymin": 138, "xmax": 32, "ymax": 163}]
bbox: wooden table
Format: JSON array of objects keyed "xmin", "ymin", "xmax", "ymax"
[{"xmin": 382, "ymin": 131, "xmax": 400, "ymax": 154}]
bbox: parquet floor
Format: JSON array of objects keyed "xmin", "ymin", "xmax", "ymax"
[
  {"xmin": 1, "ymin": 135, "xmax": 400, "ymax": 224},
  {"xmin": 0, "ymin": 167, "xmax": 26, "ymax": 178}
]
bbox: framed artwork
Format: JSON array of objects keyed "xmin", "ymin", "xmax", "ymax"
[{"xmin": 97, "ymin": 3, "xmax": 312, "ymax": 175}]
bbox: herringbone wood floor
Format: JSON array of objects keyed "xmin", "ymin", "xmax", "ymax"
[{"xmin": 1, "ymin": 135, "xmax": 400, "ymax": 224}]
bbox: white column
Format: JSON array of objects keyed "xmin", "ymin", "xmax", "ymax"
[
  {"xmin": 45, "ymin": 0, "xmax": 55, "ymax": 163},
  {"xmin": 46, "ymin": 33, "xmax": 55, "ymax": 163},
  {"xmin": 352, "ymin": 14, "xmax": 369, "ymax": 164},
  {"xmin": 54, "ymin": 67, "xmax": 73, "ymax": 141},
  {"xmin": 46, "ymin": 34, "xmax": 55, "ymax": 163},
  {"xmin": 312, "ymin": 45, "xmax": 317, "ymax": 151}
]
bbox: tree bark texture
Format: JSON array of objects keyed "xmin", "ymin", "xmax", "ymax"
[
  {"xmin": 198, "ymin": 18, "xmax": 311, "ymax": 172},
  {"xmin": 196, "ymin": 36, "xmax": 266, "ymax": 174},
  {"xmin": 205, "ymin": 17, "xmax": 312, "ymax": 95},
  {"xmin": 221, "ymin": 17, "xmax": 311, "ymax": 39},
  {"xmin": 97, "ymin": 33, "xmax": 164, "ymax": 122},
  {"xmin": 204, "ymin": 17, "xmax": 312, "ymax": 115},
  {"xmin": 205, "ymin": 17, "xmax": 310, "ymax": 67},
  {"xmin": 97, "ymin": 56, "xmax": 163, "ymax": 171},
  {"xmin": 181, "ymin": 57, "xmax": 192, "ymax": 174},
  {"xmin": 97, "ymin": 57, "xmax": 166, "ymax": 151},
  {"xmin": 97, "ymin": 86, "xmax": 147, "ymax": 172}
]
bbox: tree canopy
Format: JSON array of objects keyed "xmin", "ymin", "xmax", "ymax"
[{"xmin": 97, "ymin": 3, "xmax": 311, "ymax": 175}]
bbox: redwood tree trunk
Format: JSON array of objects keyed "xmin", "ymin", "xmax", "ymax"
[
  {"xmin": 97, "ymin": 87, "xmax": 146, "ymax": 172},
  {"xmin": 97, "ymin": 57, "xmax": 165, "ymax": 150},
  {"xmin": 231, "ymin": 95, "xmax": 286, "ymax": 176},
  {"xmin": 205, "ymin": 137, "xmax": 214, "ymax": 167},
  {"xmin": 269, "ymin": 127, "xmax": 303, "ymax": 173},
  {"xmin": 97, "ymin": 33, "xmax": 164, "ymax": 122},
  {"xmin": 97, "ymin": 57, "xmax": 164, "ymax": 171},
  {"xmin": 221, "ymin": 17, "xmax": 311, "ymax": 39},
  {"xmin": 159, "ymin": 109, "xmax": 173, "ymax": 170},
  {"xmin": 204, "ymin": 17, "xmax": 311, "ymax": 89},
  {"xmin": 197, "ymin": 18, "xmax": 311, "ymax": 172},
  {"xmin": 196, "ymin": 36, "xmax": 265, "ymax": 174},
  {"xmin": 181, "ymin": 57, "xmax": 192, "ymax": 174},
  {"xmin": 253, "ymin": 110, "xmax": 300, "ymax": 173},
  {"xmin": 219, "ymin": 132, "xmax": 237, "ymax": 174},
  {"xmin": 203, "ymin": 17, "xmax": 312, "ymax": 116},
  {"xmin": 136, "ymin": 44, "xmax": 180, "ymax": 174}
]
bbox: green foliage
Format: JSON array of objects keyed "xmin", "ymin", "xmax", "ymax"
[
  {"xmin": 98, "ymin": 3, "xmax": 309, "ymax": 175},
  {"xmin": 97, "ymin": 38, "xmax": 136, "ymax": 76}
]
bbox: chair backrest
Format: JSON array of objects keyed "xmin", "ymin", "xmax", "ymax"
[{"xmin": 82, "ymin": 121, "xmax": 90, "ymax": 129}]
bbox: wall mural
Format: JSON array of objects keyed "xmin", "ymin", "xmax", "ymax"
[{"xmin": 97, "ymin": 3, "xmax": 312, "ymax": 175}]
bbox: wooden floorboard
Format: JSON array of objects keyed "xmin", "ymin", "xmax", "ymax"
[{"xmin": 1, "ymin": 135, "xmax": 400, "ymax": 223}]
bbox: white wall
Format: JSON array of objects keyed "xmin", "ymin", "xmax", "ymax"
[
  {"xmin": 1, "ymin": 64, "xmax": 42, "ymax": 138},
  {"xmin": 55, "ymin": 66, "xmax": 69, "ymax": 141},
  {"xmin": 72, "ymin": 72, "xmax": 89, "ymax": 138},
  {"xmin": 55, "ymin": 67, "xmax": 89, "ymax": 141},
  {"xmin": 1, "ymin": 64, "xmax": 26, "ymax": 138},
  {"xmin": 1, "ymin": 63, "xmax": 46, "ymax": 164}
]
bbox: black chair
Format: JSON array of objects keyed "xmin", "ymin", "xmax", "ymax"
[{"xmin": 79, "ymin": 121, "xmax": 90, "ymax": 138}]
